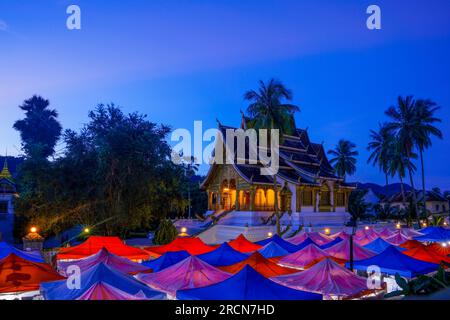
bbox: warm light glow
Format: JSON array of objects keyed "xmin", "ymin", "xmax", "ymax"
[
  {"xmin": 396, "ymin": 223, "xmax": 401, "ymax": 229},
  {"xmin": 364, "ymin": 226, "xmax": 369, "ymax": 230},
  {"xmin": 181, "ymin": 227, "xmax": 187, "ymax": 233},
  {"xmin": 324, "ymin": 228, "xmax": 331, "ymax": 235},
  {"xmin": 223, "ymin": 187, "xmax": 229, "ymax": 192},
  {"xmin": 442, "ymin": 243, "xmax": 448, "ymax": 247},
  {"xmin": 422, "ymin": 222, "xmax": 427, "ymax": 227},
  {"xmin": 267, "ymin": 232, "xmax": 273, "ymax": 238},
  {"xmin": 444, "ymin": 222, "xmax": 448, "ymax": 226},
  {"xmin": 84, "ymin": 228, "xmax": 90, "ymax": 233},
  {"xmin": 30, "ymin": 227, "xmax": 37, "ymax": 233}
]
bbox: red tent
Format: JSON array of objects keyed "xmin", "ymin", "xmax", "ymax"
[
  {"xmin": 428, "ymin": 243, "xmax": 450, "ymax": 257},
  {"xmin": 57, "ymin": 236, "xmax": 150, "ymax": 261},
  {"xmin": 145, "ymin": 237, "xmax": 216, "ymax": 257},
  {"xmin": 228, "ymin": 234, "xmax": 262, "ymax": 253},
  {"xmin": 0, "ymin": 254, "xmax": 64, "ymax": 293},
  {"xmin": 218, "ymin": 252, "xmax": 297, "ymax": 277},
  {"xmin": 403, "ymin": 246, "xmax": 450, "ymax": 264},
  {"xmin": 400, "ymin": 240, "xmax": 425, "ymax": 250}
]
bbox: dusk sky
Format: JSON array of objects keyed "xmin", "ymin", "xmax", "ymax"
[{"xmin": 1, "ymin": 0, "xmax": 450, "ymax": 189}]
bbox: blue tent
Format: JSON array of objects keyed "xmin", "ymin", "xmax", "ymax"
[
  {"xmin": 142, "ymin": 250, "xmax": 190, "ymax": 272},
  {"xmin": 256, "ymin": 234, "xmax": 301, "ymax": 253},
  {"xmin": 0, "ymin": 241, "xmax": 44, "ymax": 263},
  {"xmin": 176, "ymin": 265, "xmax": 322, "ymax": 300},
  {"xmin": 363, "ymin": 238, "xmax": 405, "ymax": 254},
  {"xmin": 295, "ymin": 237, "xmax": 319, "ymax": 251},
  {"xmin": 414, "ymin": 227, "xmax": 450, "ymax": 242},
  {"xmin": 347, "ymin": 246, "xmax": 439, "ymax": 278},
  {"xmin": 319, "ymin": 237, "xmax": 343, "ymax": 250},
  {"xmin": 197, "ymin": 243, "xmax": 248, "ymax": 267},
  {"xmin": 257, "ymin": 242, "xmax": 289, "ymax": 258},
  {"xmin": 41, "ymin": 262, "xmax": 166, "ymax": 300}
]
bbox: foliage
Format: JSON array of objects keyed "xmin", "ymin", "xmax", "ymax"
[
  {"xmin": 348, "ymin": 190, "xmax": 370, "ymax": 224},
  {"xmin": 153, "ymin": 219, "xmax": 178, "ymax": 245},
  {"xmin": 327, "ymin": 139, "xmax": 358, "ymax": 180},
  {"xmin": 373, "ymin": 203, "xmax": 399, "ymax": 220}
]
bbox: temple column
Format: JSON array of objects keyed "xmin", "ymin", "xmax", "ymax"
[
  {"xmin": 249, "ymin": 186, "xmax": 256, "ymax": 211},
  {"xmin": 313, "ymin": 189, "xmax": 317, "ymax": 212},
  {"xmin": 207, "ymin": 190, "xmax": 211, "ymax": 210},
  {"xmin": 298, "ymin": 186, "xmax": 303, "ymax": 212},
  {"xmin": 331, "ymin": 186, "xmax": 336, "ymax": 212},
  {"xmin": 315, "ymin": 189, "xmax": 320, "ymax": 212},
  {"xmin": 235, "ymin": 185, "xmax": 240, "ymax": 211},
  {"xmin": 217, "ymin": 189, "xmax": 222, "ymax": 210}
]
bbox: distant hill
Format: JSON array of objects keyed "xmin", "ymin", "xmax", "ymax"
[{"xmin": 356, "ymin": 182, "xmax": 412, "ymax": 198}]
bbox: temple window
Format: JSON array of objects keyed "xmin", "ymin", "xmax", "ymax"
[
  {"xmin": 302, "ymin": 189, "xmax": 313, "ymax": 206},
  {"xmin": 336, "ymin": 192, "xmax": 345, "ymax": 206}
]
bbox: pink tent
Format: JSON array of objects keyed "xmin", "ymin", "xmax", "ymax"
[
  {"xmin": 286, "ymin": 231, "xmax": 308, "ymax": 245},
  {"xmin": 276, "ymin": 244, "xmax": 335, "ymax": 269},
  {"xmin": 76, "ymin": 282, "xmax": 149, "ymax": 300},
  {"xmin": 385, "ymin": 230, "xmax": 409, "ymax": 246},
  {"xmin": 273, "ymin": 258, "xmax": 371, "ymax": 298},
  {"xmin": 57, "ymin": 248, "xmax": 152, "ymax": 276},
  {"xmin": 330, "ymin": 230, "xmax": 351, "ymax": 240},
  {"xmin": 307, "ymin": 232, "xmax": 334, "ymax": 246},
  {"xmin": 354, "ymin": 228, "xmax": 378, "ymax": 246},
  {"xmin": 400, "ymin": 228, "xmax": 423, "ymax": 238},
  {"xmin": 136, "ymin": 256, "xmax": 231, "ymax": 297},
  {"xmin": 324, "ymin": 238, "xmax": 377, "ymax": 261},
  {"xmin": 378, "ymin": 227, "xmax": 396, "ymax": 239}
]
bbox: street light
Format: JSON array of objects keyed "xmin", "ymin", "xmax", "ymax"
[
  {"xmin": 267, "ymin": 232, "xmax": 273, "ymax": 238},
  {"xmin": 84, "ymin": 228, "xmax": 90, "ymax": 233},
  {"xmin": 364, "ymin": 226, "xmax": 369, "ymax": 231},
  {"xmin": 324, "ymin": 228, "xmax": 330, "ymax": 235},
  {"xmin": 181, "ymin": 227, "xmax": 187, "ymax": 233},
  {"xmin": 30, "ymin": 226, "xmax": 37, "ymax": 233}
]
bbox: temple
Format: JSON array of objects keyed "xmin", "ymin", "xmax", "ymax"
[
  {"xmin": 199, "ymin": 116, "xmax": 355, "ymax": 243},
  {"xmin": 0, "ymin": 157, "xmax": 17, "ymax": 242}
]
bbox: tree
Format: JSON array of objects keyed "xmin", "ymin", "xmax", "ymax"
[
  {"xmin": 367, "ymin": 123, "xmax": 392, "ymax": 186},
  {"xmin": 327, "ymin": 139, "xmax": 358, "ymax": 181},
  {"xmin": 414, "ymin": 99, "xmax": 443, "ymax": 212},
  {"xmin": 244, "ymin": 79, "xmax": 300, "ymax": 235},
  {"xmin": 385, "ymin": 96, "xmax": 420, "ymax": 219},
  {"xmin": 13, "ymin": 95, "xmax": 62, "ymax": 159},
  {"xmin": 153, "ymin": 219, "xmax": 178, "ymax": 245}
]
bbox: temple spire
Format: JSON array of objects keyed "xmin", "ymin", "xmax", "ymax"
[{"xmin": 0, "ymin": 151, "xmax": 12, "ymax": 180}]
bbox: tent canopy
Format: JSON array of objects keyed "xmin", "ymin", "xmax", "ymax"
[
  {"xmin": 41, "ymin": 262, "xmax": 165, "ymax": 300},
  {"xmin": 142, "ymin": 250, "xmax": 190, "ymax": 272},
  {"xmin": 273, "ymin": 258, "xmax": 370, "ymax": 297},
  {"xmin": 219, "ymin": 252, "xmax": 297, "ymax": 278},
  {"xmin": 400, "ymin": 240, "xmax": 425, "ymax": 250},
  {"xmin": 277, "ymin": 244, "xmax": 334, "ymax": 269},
  {"xmin": 0, "ymin": 241, "xmax": 44, "ymax": 263},
  {"xmin": 428, "ymin": 242, "xmax": 450, "ymax": 257},
  {"xmin": 364, "ymin": 238, "xmax": 402, "ymax": 254},
  {"xmin": 136, "ymin": 256, "xmax": 231, "ymax": 296},
  {"xmin": 177, "ymin": 265, "xmax": 322, "ymax": 300},
  {"xmin": 295, "ymin": 237, "xmax": 320, "ymax": 251},
  {"xmin": 257, "ymin": 242, "xmax": 289, "ymax": 259},
  {"xmin": 325, "ymin": 238, "xmax": 377, "ymax": 261},
  {"xmin": 57, "ymin": 236, "xmax": 150, "ymax": 261},
  {"xmin": 0, "ymin": 254, "xmax": 64, "ymax": 294},
  {"xmin": 319, "ymin": 237, "xmax": 343, "ymax": 250},
  {"xmin": 256, "ymin": 234, "xmax": 300, "ymax": 253},
  {"xmin": 57, "ymin": 248, "xmax": 152, "ymax": 276},
  {"xmin": 197, "ymin": 243, "xmax": 248, "ymax": 267},
  {"xmin": 306, "ymin": 232, "xmax": 334, "ymax": 246},
  {"xmin": 403, "ymin": 246, "xmax": 450, "ymax": 264},
  {"xmin": 76, "ymin": 282, "xmax": 150, "ymax": 300},
  {"xmin": 348, "ymin": 246, "xmax": 439, "ymax": 278},
  {"xmin": 228, "ymin": 234, "xmax": 262, "ymax": 253},
  {"xmin": 145, "ymin": 237, "xmax": 215, "ymax": 257},
  {"xmin": 378, "ymin": 227, "xmax": 396, "ymax": 239},
  {"xmin": 330, "ymin": 230, "xmax": 351, "ymax": 240},
  {"xmin": 414, "ymin": 227, "xmax": 450, "ymax": 242},
  {"xmin": 385, "ymin": 231, "xmax": 410, "ymax": 246},
  {"xmin": 286, "ymin": 231, "xmax": 308, "ymax": 245}
]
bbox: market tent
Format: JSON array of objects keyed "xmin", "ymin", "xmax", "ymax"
[
  {"xmin": 400, "ymin": 240, "xmax": 425, "ymax": 250},
  {"xmin": 354, "ymin": 229, "xmax": 379, "ymax": 246},
  {"xmin": 400, "ymin": 228, "xmax": 423, "ymax": 238},
  {"xmin": 330, "ymin": 230, "xmax": 351, "ymax": 240},
  {"xmin": 286, "ymin": 231, "xmax": 308, "ymax": 245},
  {"xmin": 41, "ymin": 262, "xmax": 165, "ymax": 300},
  {"xmin": 385, "ymin": 231, "xmax": 409, "ymax": 246},
  {"xmin": 307, "ymin": 232, "xmax": 334, "ymax": 246},
  {"xmin": 295, "ymin": 237, "xmax": 320, "ymax": 251},
  {"xmin": 377, "ymin": 227, "xmax": 396, "ymax": 239},
  {"xmin": 403, "ymin": 246, "xmax": 450, "ymax": 264},
  {"xmin": 348, "ymin": 246, "xmax": 439, "ymax": 278},
  {"xmin": 255, "ymin": 234, "xmax": 300, "ymax": 253},
  {"xmin": 136, "ymin": 256, "xmax": 230, "ymax": 297},
  {"xmin": 319, "ymin": 237, "xmax": 343, "ymax": 250},
  {"xmin": 419, "ymin": 226, "xmax": 447, "ymax": 235},
  {"xmin": 57, "ymin": 248, "xmax": 151, "ymax": 276},
  {"xmin": 142, "ymin": 251, "xmax": 190, "ymax": 272},
  {"xmin": 228, "ymin": 234, "xmax": 262, "ymax": 253},
  {"xmin": 324, "ymin": 238, "xmax": 377, "ymax": 261},
  {"xmin": 176, "ymin": 265, "xmax": 322, "ymax": 300},
  {"xmin": 57, "ymin": 236, "xmax": 150, "ymax": 261},
  {"xmin": 257, "ymin": 242, "xmax": 289, "ymax": 259},
  {"xmin": 414, "ymin": 227, "xmax": 450, "ymax": 243},
  {"xmin": 428, "ymin": 242, "xmax": 450, "ymax": 257},
  {"xmin": 196, "ymin": 243, "xmax": 247, "ymax": 267},
  {"xmin": 364, "ymin": 238, "xmax": 402, "ymax": 254},
  {"xmin": 0, "ymin": 241, "xmax": 44, "ymax": 263},
  {"xmin": 0, "ymin": 254, "xmax": 64, "ymax": 294},
  {"xmin": 144, "ymin": 237, "xmax": 216, "ymax": 257},
  {"xmin": 273, "ymin": 258, "xmax": 370, "ymax": 298},
  {"xmin": 218, "ymin": 252, "xmax": 298, "ymax": 277},
  {"xmin": 276, "ymin": 244, "xmax": 335, "ymax": 269},
  {"xmin": 76, "ymin": 282, "xmax": 150, "ymax": 300}
]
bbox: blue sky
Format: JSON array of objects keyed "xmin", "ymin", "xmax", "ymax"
[{"xmin": 1, "ymin": 0, "xmax": 450, "ymax": 189}]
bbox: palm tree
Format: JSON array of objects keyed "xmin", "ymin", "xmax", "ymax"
[
  {"xmin": 367, "ymin": 123, "xmax": 392, "ymax": 186},
  {"xmin": 183, "ymin": 155, "xmax": 199, "ymax": 219},
  {"xmin": 385, "ymin": 96, "xmax": 420, "ymax": 220},
  {"xmin": 244, "ymin": 79, "xmax": 300, "ymax": 235},
  {"xmin": 327, "ymin": 139, "xmax": 358, "ymax": 181},
  {"xmin": 413, "ymin": 99, "xmax": 443, "ymax": 211}
]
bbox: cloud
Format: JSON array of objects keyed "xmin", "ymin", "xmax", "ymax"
[{"xmin": 0, "ymin": 20, "xmax": 8, "ymax": 31}]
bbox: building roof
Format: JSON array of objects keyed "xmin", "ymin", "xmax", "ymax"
[
  {"xmin": 201, "ymin": 121, "xmax": 354, "ymax": 188},
  {"xmin": 385, "ymin": 190, "xmax": 448, "ymax": 203}
]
